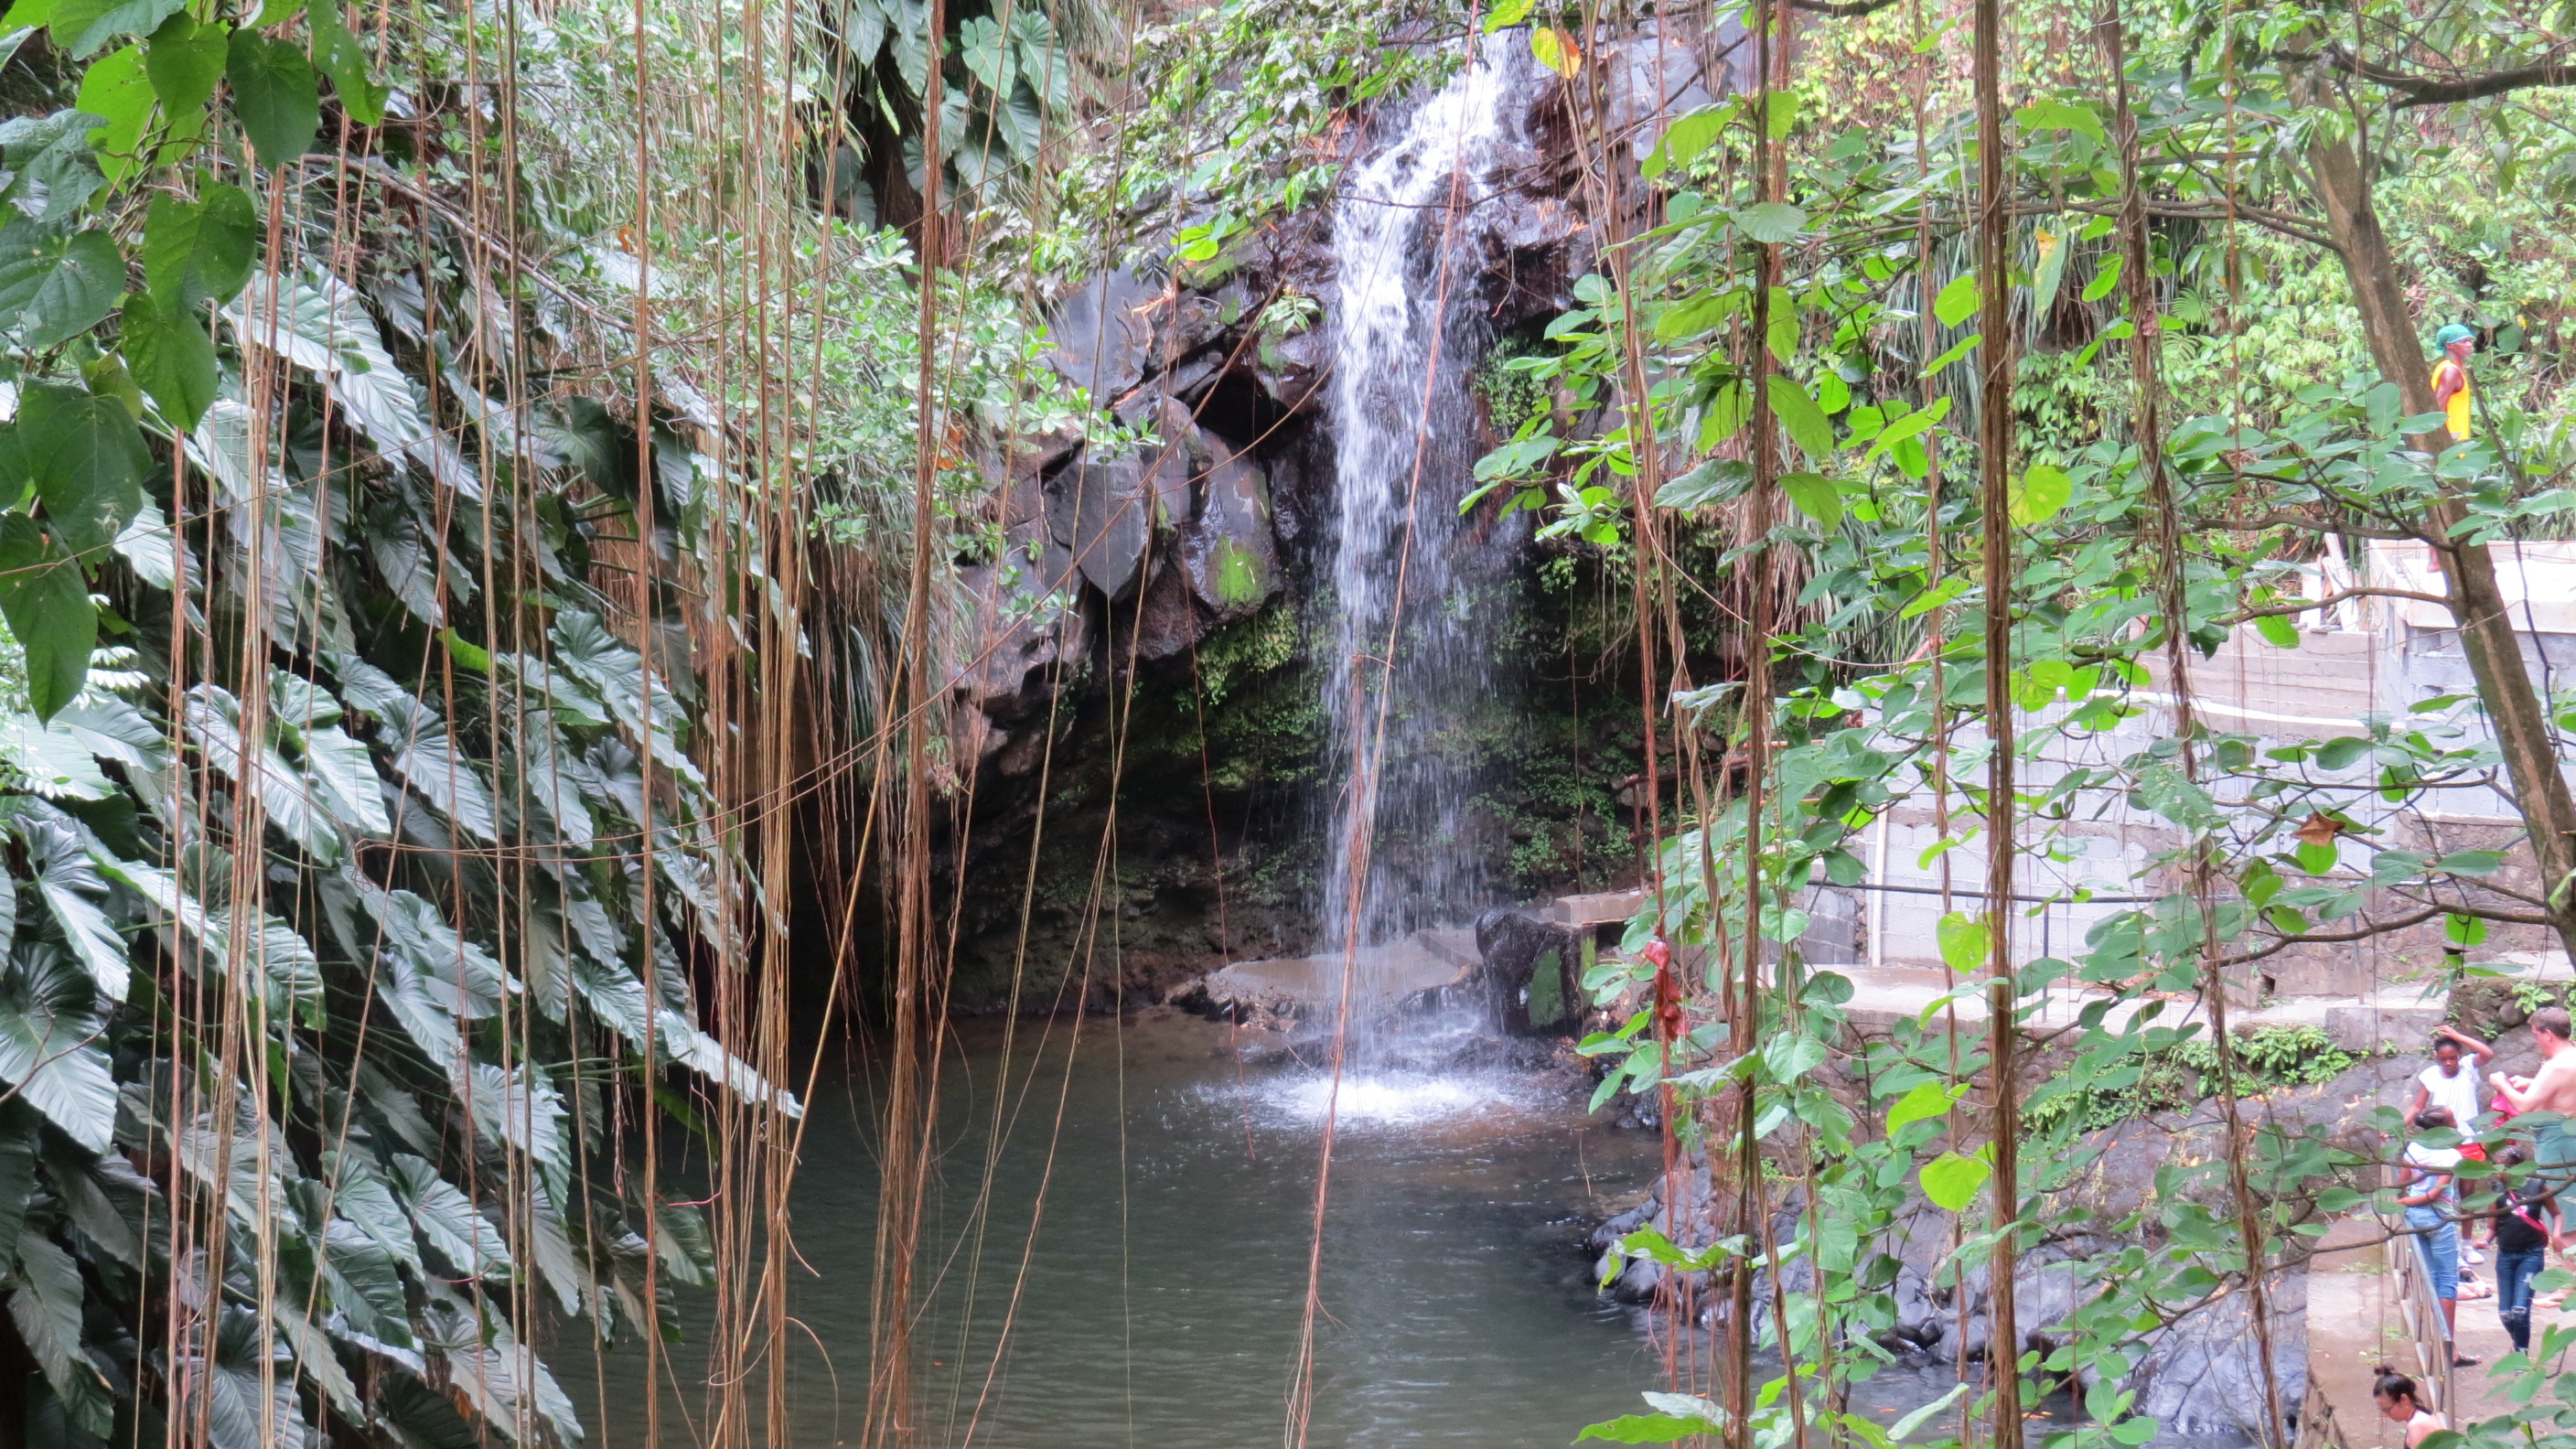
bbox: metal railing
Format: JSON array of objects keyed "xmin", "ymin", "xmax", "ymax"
[{"xmin": 2384, "ymin": 1214, "xmax": 2460, "ymax": 1421}]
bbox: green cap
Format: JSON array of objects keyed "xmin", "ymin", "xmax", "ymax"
[{"xmin": 2436, "ymin": 323, "xmax": 2477, "ymax": 348}]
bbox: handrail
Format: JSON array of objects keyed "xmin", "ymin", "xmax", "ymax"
[{"xmin": 2383, "ymin": 1210, "xmax": 2460, "ymax": 1421}]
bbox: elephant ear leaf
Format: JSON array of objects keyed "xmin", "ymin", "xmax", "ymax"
[
  {"xmin": 19, "ymin": 817, "xmax": 128, "ymax": 1003},
  {"xmin": 0, "ymin": 946, "xmax": 115, "ymax": 1153},
  {"xmin": 388, "ymin": 1153, "xmax": 515, "ymax": 1280},
  {"xmin": 0, "ymin": 516, "xmax": 95, "ymax": 723},
  {"xmin": 198, "ymin": 1306, "xmax": 314, "ymax": 1449},
  {"xmin": 6, "ymin": 1235, "xmax": 116, "ymax": 1435}
]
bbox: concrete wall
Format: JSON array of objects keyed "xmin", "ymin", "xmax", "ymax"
[{"xmin": 1845, "ymin": 542, "xmax": 2576, "ymax": 997}]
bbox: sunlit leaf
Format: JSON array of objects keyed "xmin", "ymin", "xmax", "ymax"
[{"xmin": 1919, "ymin": 1148, "xmax": 1992, "ymax": 1211}]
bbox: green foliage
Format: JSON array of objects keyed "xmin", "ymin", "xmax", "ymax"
[
  {"xmin": 2022, "ymin": 1025, "xmax": 2360, "ymax": 1135},
  {"xmin": 0, "ymin": 0, "xmax": 1053, "ymax": 1438}
]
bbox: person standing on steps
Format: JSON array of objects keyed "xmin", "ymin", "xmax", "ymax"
[
  {"xmin": 2410, "ymin": 1025, "xmax": 2497, "ymax": 1261},
  {"xmin": 2399, "ymin": 1105, "xmax": 2477, "ymax": 1366},
  {"xmin": 2489, "ymin": 1145, "xmax": 2562, "ymax": 1355},
  {"xmin": 2431, "ymin": 323, "xmax": 2477, "ymax": 442}
]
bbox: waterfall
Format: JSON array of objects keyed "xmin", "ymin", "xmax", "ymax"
[{"xmin": 1318, "ymin": 40, "xmax": 1534, "ymax": 974}]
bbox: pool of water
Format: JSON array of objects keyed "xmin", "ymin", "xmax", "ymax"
[{"xmin": 561, "ymin": 1008, "xmax": 1680, "ymax": 1448}]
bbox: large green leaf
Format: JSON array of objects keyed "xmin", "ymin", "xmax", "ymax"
[
  {"xmin": 317, "ymin": 1149, "xmax": 422, "ymax": 1271},
  {"xmin": 305, "ymin": 0, "xmax": 385, "ymax": 123},
  {"xmin": 40, "ymin": 1139, "xmax": 150, "ymax": 1267},
  {"xmin": 459, "ymin": 1060, "xmax": 568, "ymax": 1181},
  {"xmin": 6, "ymin": 1235, "xmax": 114, "ymax": 1434},
  {"xmin": 121, "ymin": 289, "xmax": 219, "ymax": 431},
  {"xmin": 145, "ymin": 12, "xmax": 228, "ymax": 113},
  {"xmin": 220, "ymin": 270, "xmax": 431, "ymax": 466},
  {"xmin": 318, "ymin": 1215, "xmax": 418, "ymax": 1358},
  {"xmin": 223, "ymin": 29, "xmax": 317, "ymax": 162},
  {"xmin": 0, "ymin": 227, "xmax": 123, "ymax": 350},
  {"xmin": 355, "ymin": 880, "xmax": 509, "ymax": 1020},
  {"xmin": 1919, "ymin": 1149, "xmax": 1993, "ymax": 1211},
  {"xmin": 1766, "ymin": 374, "xmax": 1835, "ymax": 462},
  {"xmin": 193, "ymin": 1306, "xmax": 314, "ymax": 1449},
  {"xmin": 18, "ymin": 381, "xmax": 147, "ymax": 555},
  {"xmin": 0, "ymin": 112, "xmax": 107, "ymax": 222},
  {"xmin": 70, "ymin": 41, "xmax": 162, "ymax": 178},
  {"xmin": 143, "ymin": 185, "xmax": 257, "ymax": 309},
  {"xmin": 388, "ymin": 1153, "xmax": 514, "ymax": 1279},
  {"xmin": 18, "ymin": 817, "xmax": 128, "ymax": 1002},
  {"xmin": 107, "ymin": 861, "xmax": 322, "ymax": 1025},
  {"xmin": 302, "ymin": 724, "xmax": 390, "ymax": 834},
  {"xmin": 0, "ymin": 713, "xmax": 117, "ymax": 800},
  {"xmin": 392, "ymin": 727, "xmax": 499, "ymax": 843},
  {"xmin": 0, "ymin": 1115, "xmax": 34, "ymax": 1274},
  {"xmin": 0, "ymin": 516, "xmax": 98, "ymax": 723},
  {"xmin": 44, "ymin": 0, "xmax": 179, "ymax": 57},
  {"xmin": 420, "ymin": 1289, "xmax": 582, "ymax": 1445},
  {"xmin": 0, "ymin": 946, "xmax": 114, "ymax": 1151},
  {"xmin": 179, "ymin": 685, "xmax": 344, "ymax": 864}
]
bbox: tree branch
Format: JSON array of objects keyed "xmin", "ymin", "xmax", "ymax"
[
  {"xmin": 1788, "ymin": 0, "xmax": 1905, "ymax": 15},
  {"xmin": 2235, "ymin": 510, "xmax": 2444, "ymax": 544},
  {"xmin": 2293, "ymin": 44, "xmax": 2576, "ymax": 109},
  {"xmin": 2214, "ymin": 907, "xmax": 2449, "ymax": 966},
  {"xmin": 2227, "ymin": 585, "xmax": 2452, "ymax": 623}
]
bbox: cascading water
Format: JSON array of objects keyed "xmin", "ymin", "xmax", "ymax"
[{"xmin": 1319, "ymin": 41, "xmax": 1535, "ymax": 986}]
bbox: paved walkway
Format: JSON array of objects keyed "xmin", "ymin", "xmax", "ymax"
[{"xmin": 2306, "ymin": 1213, "xmax": 2566, "ymax": 1438}]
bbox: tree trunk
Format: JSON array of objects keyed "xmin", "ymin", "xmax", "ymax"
[{"xmin": 2306, "ymin": 128, "xmax": 2576, "ymax": 960}]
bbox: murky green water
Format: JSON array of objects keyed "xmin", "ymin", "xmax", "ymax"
[{"xmin": 562, "ymin": 1009, "xmax": 1680, "ymax": 1448}]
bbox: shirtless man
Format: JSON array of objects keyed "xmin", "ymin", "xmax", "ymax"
[{"xmin": 2491, "ymin": 1007, "xmax": 2576, "ymax": 1195}]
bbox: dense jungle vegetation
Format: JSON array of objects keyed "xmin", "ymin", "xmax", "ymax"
[{"xmin": 0, "ymin": 0, "xmax": 2572, "ymax": 1443}]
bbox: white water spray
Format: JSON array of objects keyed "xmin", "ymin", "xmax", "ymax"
[{"xmin": 1319, "ymin": 41, "xmax": 1538, "ymax": 976}]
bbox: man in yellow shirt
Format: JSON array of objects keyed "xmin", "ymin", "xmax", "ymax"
[{"xmin": 2432, "ymin": 323, "xmax": 2477, "ymax": 441}]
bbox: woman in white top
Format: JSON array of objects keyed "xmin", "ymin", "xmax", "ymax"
[
  {"xmin": 2407, "ymin": 1025, "xmax": 2495, "ymax": 1129},
  {"xmin": 2410, "ymin": 1026, "xmax": 2498, "ymax": 1263},
  {"xmin": 2373, "ymin": 1365, "xmax": 2446, "ymax": 1448}
]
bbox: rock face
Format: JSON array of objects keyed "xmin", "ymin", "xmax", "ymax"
[
  {"xmin": 1476, "ymin": 908, "xmax": 1590, "ymax": 1035},
  {"xmin": 936, "ymin": 14, "xmax": 1750, "ymax": 778},
  {"xmin": 1577, "ymin": 1044, "xmax": 2430, "ymax": 1442},
  {"xmin": 930, "ymin": 16, "xmax": 1736, "ymax": 1004}
]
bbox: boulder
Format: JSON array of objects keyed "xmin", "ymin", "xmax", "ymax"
[
  {"xmin": 1046, "ymin": 269, "xmax": 1161, "ymax": 405},
  {"xmin": 1476, "ymin": 907, "xmax": 1588, "ymax": 1036},
  {"xmin": 1180, "ymin": 436, "xmax": 1280, "ymax": 621},
  {"xmin": 1127, "ymin": 554, "xmax": 1208, "ymax": 663},
  {"xmin": 1048, "ymin": 453, "xmax": 1152, "ymax": 601}
]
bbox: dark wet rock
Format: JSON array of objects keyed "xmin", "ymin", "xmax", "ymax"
[
  {"xmin": 1049, "ymin": 453, "xmax": 1153, "ymax": 600},
  {"xmin": 1047, "ymin": 269, "xmax": 1161, "ymax": 404},
  {"xmin": 1476, "ymin": 908, "xmax": 1589, "ymax": 1036},
  {"xmin": 1126, "ymin": 553, "xmax": 1208, "ymax": 662},
  {"xmin": 1180, "ymin": 435, "xmax": 1280, "ymax": 620},
  {"xmin": 1138, "ymin": 394, "xmax": 1203, "ymax": 533},
  {"xmin": 1250, "ymin": 327, "xmax": 1328, "ymax": 415}
]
